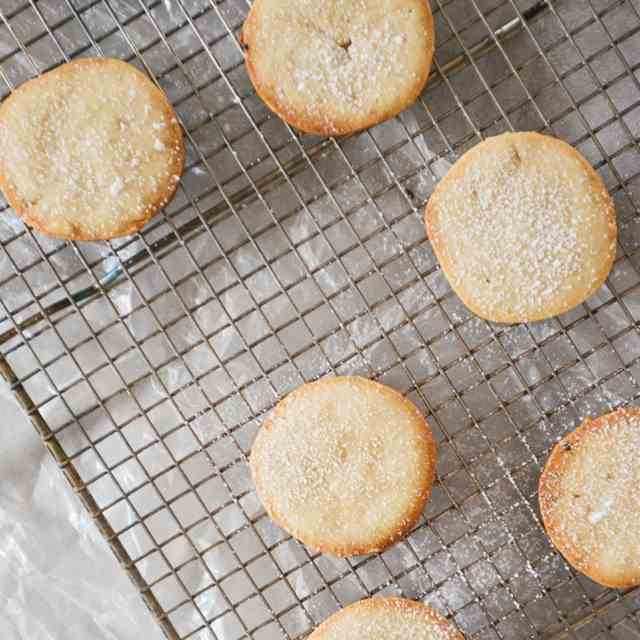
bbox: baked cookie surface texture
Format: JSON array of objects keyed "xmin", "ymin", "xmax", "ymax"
[
  {"xmin": 241, "ymin": 0, "xmax": 435, "ymax": 136},
  {"xmin": 425, "ymin": 132, "xmax": 617, "ymax": 323},
  {"xmin": 308, "ymin": 597, "xmax": 464, "ymax": 640},
  {"xmin": 0, "ymin": 58, "xmax": 184, "ymax": 241},
  {"xmin": 539, "ymin": 407, "xmax": 640, "ymax": 588},
  {"xmin": 250, "ymin": 376, "xmax": 437, "ymax": 556}
]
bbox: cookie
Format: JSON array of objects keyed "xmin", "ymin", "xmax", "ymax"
[
  {"xmin": 539, "ymin": 407, "xmax": 640, "ymax": 588},
  {"xmin": 0, "ymin": 58, "xmax": 184, "ymax": 241},
  {"xmin": 250, "ymin": 376, "xmax": 437, "ymax": 556},
  {"xmin": 425, "ymin": 132, "xmax": 617, "ymax": 323},
  {"xmin": 308, "ymin": 597, "xmax": 464, "ymax": 640},
  {"xmin": 241, "ymin": 0, "xmax": 435, "ymax": 136}
]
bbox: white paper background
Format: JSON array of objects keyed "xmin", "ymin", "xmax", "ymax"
[{"xmin": 0, "ymin": 381, "xmax": 161, "ymax": 640}]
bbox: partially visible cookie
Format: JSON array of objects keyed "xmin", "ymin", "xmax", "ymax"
[
  {"xmin": 539, "ymin": 407, "xmax": 640, "ymax": 588},
  {"xmin": 250, "ymin": 376, "xmax": 437, "ymax": 557},
  {"xmin": 425, "ymin": 132, "xmax": 617, "ymax": 323},
  {"xmin": 0, "ymin": 58, "xmax": 184, "ymax": 241},
  {"xmin": 241, "ymin": 0, "xmax": 435, "ymax": 136},
  {"xmin": 308, "ymin": 597, "xmax": 464, "ymax": 640}
]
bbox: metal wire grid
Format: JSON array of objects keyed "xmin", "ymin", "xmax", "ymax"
[{"xmin": 0, "ymin": 0, "xmax": 639, "ymax": 638}]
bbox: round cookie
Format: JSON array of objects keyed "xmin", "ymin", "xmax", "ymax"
[
  {"xmin": 241, "ymin": 0, "xmax": 435, "ymax": 136},
  {"xmin": 0, "ymin": 58, "xmax": 185, "ymax": 241},
  {"xmin": 425, "ymin": 132, "xmax": 617, "ymax": 323},
  {"xmin": 539, "ymin": 407, "xmax": 640, "ymax": 588},
  {"xmin": 250, "ymin": 376, "xmax": 437, "ymax": 556},
  {"xmin": 308, "ymin": 597, "xmax": 464, "ymax": 640}
]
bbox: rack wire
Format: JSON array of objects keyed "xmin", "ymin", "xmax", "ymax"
[{"xmin": 0, "ymin": 0, "xmax": 639, "ymax": 638}]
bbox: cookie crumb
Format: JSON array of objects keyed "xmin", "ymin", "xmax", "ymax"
[{"xmin": 109, "ymin": 176, "xmax": 124, "ymax": 196}]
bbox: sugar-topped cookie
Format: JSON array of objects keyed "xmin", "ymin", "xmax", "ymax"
[
  {"xmin": 0, "ymin": 58, "xmax": 184, "ymax": 241},
  {"xmin": 539, "ymin": 407, "xmax": 640, "ymax": 588},
  {"xmin": 425, "ymin": 132, "xmax": 617, "ymax": 323},
  {"xmin": 250, "ymin": 376, "xmax": 437, "ymax": 556},
  {"xmin": 241, "ymin": 0, "xmax": 435, "ymax": 136},
  {"xmin": 309, "ymin": 597, "xmax": 464, "ymax": 640}
]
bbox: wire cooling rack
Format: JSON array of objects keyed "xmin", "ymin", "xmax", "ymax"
[{"xmin": 1, "ymin": 0, "xmax": 640, "ymax": 638}]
